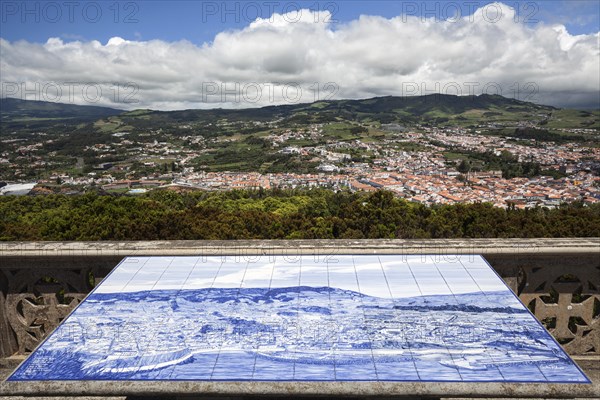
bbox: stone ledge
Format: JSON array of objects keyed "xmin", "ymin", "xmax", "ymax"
[
  {"xmin": 1, "ymin": 380, "xmax": 599, "ymax": 399},
  {"xmin": 1, "ymin": 238, "xmax": 599, "ymax": 257}
]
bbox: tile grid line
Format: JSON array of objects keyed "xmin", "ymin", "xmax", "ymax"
[
  {"xmin": 210, "ymin": 258, "xmax": 250, "ymax": 379},
  {"xmin": 325, "ymin": 259, "xmax": 337, "ymax": 380},
  {"xmin": 250, "ymin": 260, "xmax": 276, "ymax": 379},
  {"xmin": 459, "ymin": 259, "xmax": 550, "ymax": 382},
  {"xmin": 149, "ymin": 257, "xmax": 176, "ymax": 291},
  {"xmin": 130, "ymin": 257, "xmax": 177, "ymax": 379},
  {"xmin": 377, "ymin": 256, "xmax": 422, "ymax": 380},
  {"xmin": 406, "ymin": 257, "xmax": 464, "ymax": 381},
  {"xmin": 351, "ymin": 255, "xmax": 380, "ymax": 381},
  {"xmin": 165, "ymin": 257, "xmax": 204, "ymax": 380},
  {"xmin": 95, "ymin": 257, "xmax": 152, "ymax": 377},
  {"xmin": 429, "ymin": 257, "xmax": 506, "ymax": 381},
  {"xmin": 113, "ymin": 257, "xmax": 151, "ymax": 294},
  {"xmin": 291, "ymin": 258, "xmax": 303, "ymax": 379},
  {"xmin": 203, "ymin": 256, "xmax": 225, "ymax": 379}
]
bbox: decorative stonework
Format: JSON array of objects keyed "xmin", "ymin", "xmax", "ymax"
[
  {"xmin": 2, "ymin": 269, "xmax": 93, "ymax": 354},
  {"xmin": 519, "ymin": 264, "xmax": 600, "ymax": 356}
]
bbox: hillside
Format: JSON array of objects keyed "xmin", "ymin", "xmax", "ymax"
[
  {"xmin": 86, "ymin": 94, "xmax": 599, "ymax": 140},
  {"xmin": 3, "ymin": 94, "xmax": 598, "ymax": 133},
  {"xmin": 0, "ymin": 98, "xmax": 123, "ymax": 130},
  {"xmin": 2, "ymin": 94, "xmax": 597, "ymax": 183},
  {"xmin": 112, "ymin": 94, "xmax": 560, "ymax": 127}
]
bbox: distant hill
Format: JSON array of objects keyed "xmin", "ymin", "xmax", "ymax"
[
  {"xmin": 112, "ymin": 93, "xmax": 561, "ymax": 128},
  {"xmin": 2, "ymin": 94, "xmax": 597, "ymax": 133},
  {"xmin": 0, "ymin": 98, "xmax": 123, "ymax": 130}
]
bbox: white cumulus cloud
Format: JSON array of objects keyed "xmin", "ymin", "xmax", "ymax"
[{"xmin": 1, "ymin": 2, "xmax": 598, "ymax": 110}]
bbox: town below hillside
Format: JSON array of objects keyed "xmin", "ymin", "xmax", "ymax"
[{"xmin": 1, "ymin": 95, "xmax": 599, "ymax": 209}]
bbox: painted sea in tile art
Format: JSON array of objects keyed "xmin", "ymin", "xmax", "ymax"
[{"xmin": 8, "ymin": 255, "xmax": 590, "ymax": 383}]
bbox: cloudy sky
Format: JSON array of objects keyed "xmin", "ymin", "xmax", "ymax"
[{"xmin": 1, "ymin": 1, "xmax": 599, "ymax": 110}]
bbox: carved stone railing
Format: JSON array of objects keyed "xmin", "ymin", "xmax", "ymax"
[{"xmin": 1, "ymin": 239, "xmax": 599, "ymax": 360}]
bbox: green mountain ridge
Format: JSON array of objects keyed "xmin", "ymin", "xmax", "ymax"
[
  {"xmin": 112, "ymin": 94, "xmax": 597, "ymax": 134},
  {"xmin": 0, "ymin": 98, "xmax": 123, "ymax": 130},
  {"xmin": 1, "ymin": 94, "xmax": 598, "ymax": 133},
  {"xmin": 126, "ymin": 94, "xmax": 555, "ymax": 124}
]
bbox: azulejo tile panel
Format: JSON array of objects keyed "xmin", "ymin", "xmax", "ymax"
[{"xmin": 8, "ymin": 255, "xmax": 590, "ymax": 383}]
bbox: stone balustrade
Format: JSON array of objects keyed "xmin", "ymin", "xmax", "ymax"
[{"xmin": 0, "ymin": 239, "xmax": 598, "ymax": 398}]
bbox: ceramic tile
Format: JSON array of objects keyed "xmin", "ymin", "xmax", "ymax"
[{"xmin": 8, "ymin": 255, "xmax": 589, "ymax": 383}]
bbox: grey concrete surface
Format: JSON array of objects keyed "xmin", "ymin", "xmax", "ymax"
[
  {"xmin": 1, "ymin": 238, "xmax": 599, "ymax": 258},
  {"xmin": 1, "ymin": 379, "xmax": 599, "ymax": 398}
]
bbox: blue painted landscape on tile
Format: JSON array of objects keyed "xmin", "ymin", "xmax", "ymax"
[{"xmin": 9, "ymin": 255, "xmax": 589, "ymax": 382}]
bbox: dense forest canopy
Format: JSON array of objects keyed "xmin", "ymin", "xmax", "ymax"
[{"xmin": 1, "ymin": 189, "xmax": 598, "ymax": 240}]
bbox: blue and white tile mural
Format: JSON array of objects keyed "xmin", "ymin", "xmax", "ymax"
[{"xmin": 9, "ymin": 255, "xmax": 590, "ymax": 382}]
